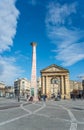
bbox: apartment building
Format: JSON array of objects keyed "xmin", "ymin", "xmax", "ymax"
[
  {"xmin": 14, "ymin": 78, "xmax": 30, "ymax": 97},
  {"xmin": 0, "ymin": 82, "xmax": 5, "ymax": 97}
]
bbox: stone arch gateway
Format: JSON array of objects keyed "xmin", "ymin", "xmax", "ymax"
[{"xmin": 40, "ymin": 64, "xmax": 70, "ymax": 99}]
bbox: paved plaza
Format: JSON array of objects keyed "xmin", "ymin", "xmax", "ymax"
[{"xmin": 0, "ymin": 98, "xmax": 84, "ymax": 130}]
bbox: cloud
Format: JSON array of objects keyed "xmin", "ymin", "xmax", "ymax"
[
  {"xmin": 77, "ymin": 75, "xmax": 84, "ymax": 80},
  {"xmin": 45, "ymin": 1, "xmax": 84, "ymax": 66},
  {"xmin": 0, "ymin": 56, "xmax": 24, "ymax": 86},
  {"xmin": 0, "ymin": 0, "xmax": 19, "ymax": 53},
  {"xmin": 46, "ymin": 2, "xmax": 77, "ymax": 26},
  {"xmin": 56, "ymin": 42, "xmax": 84, "ymax": 66}
]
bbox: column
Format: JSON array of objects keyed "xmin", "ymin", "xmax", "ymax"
[
  {"xmin": 41, "ymin": 76, "xmax": 43, "ymax": 94},
  {"xmin": 61, "ymin": 75, "xmax": 64, "ymax": 99},
  {"xmin": 42, "ymin": 76, "xmax": 45, "ymax": 94},
  {"xmin": 46, "ymin": 76, "xmax": 48, "ymax": 96},
  {"xmin": 31, "ymin": 42, "xmax": 38, "ymax": 101},
  {"xmin": 63, "ymin": 76, "xmax": 66, "ymax": 95},
  {"xmin": 65, "ymin": 75, "xmax": 70, "ymax": 99},
  {"xmin": 59, "ymin": 76, "xmax": 62, "ymax": 94}
]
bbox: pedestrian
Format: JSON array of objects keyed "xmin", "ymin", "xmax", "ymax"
[
  {"xmin": 27, "ymin": 94, "xmax": 29, "ymax": 101},
  {"xmin": 43, "ymin": 94, "xmax": 46, "ymax": 102},
  {"xmin": 29, "ymin": 96, "xmax": 33, "ymax": 101},
  {"xmin": 38, "ymin": 95, "xmax": 41, "ymax": 101},
  {"xmin": 64, "ymin": 96, "xmax": 66, "ymax": 100},
  {"xmin": 18, "ymin": 96, "xmax": 20, "ymax": 102}
]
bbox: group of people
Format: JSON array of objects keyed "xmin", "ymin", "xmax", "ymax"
[
  {"xmin": 71, "ymin": 93, "xmax": 84, "ymax": 100},
  {"xmin": 26, "ymin": 94, "xmax": 47, "ymax": 102},
  {"xmin": 26, "ymin": 94, "xmax": 33, "ymax": 101},
  {"xmin": 38, "ymin": 94, "xmax": 47, "ymax": 101}
]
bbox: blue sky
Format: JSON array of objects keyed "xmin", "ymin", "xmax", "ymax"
[{"xmin": 0, "ymin": 0, "xmax": 84, "ymax": 85}]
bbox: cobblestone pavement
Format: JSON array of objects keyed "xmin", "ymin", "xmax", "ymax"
[{"xmin": 0, "ymin": 98, "xmax": 84, "ymax": 130}]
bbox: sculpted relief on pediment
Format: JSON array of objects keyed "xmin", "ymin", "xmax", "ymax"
[
  {"xmin": 44, "ymin": 67, "xmax": 60, "ymax": 72},
  {"xmin": 41, "ymin": 64, "xmax": 69, "ymax": 73}
]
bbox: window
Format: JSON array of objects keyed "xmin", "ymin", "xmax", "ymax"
[{"xmin": 51, "ymin": 78, "xmax": 58, "ymax": 84}]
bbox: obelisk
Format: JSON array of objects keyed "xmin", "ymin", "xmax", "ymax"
[{"xmin": 30, "ymin": 42, "xmax": 38, "ymax": 101}]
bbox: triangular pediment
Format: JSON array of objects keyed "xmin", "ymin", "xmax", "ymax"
[{"xmin": 40, "ymin": 64, "xmax": 69, "ymax": 73}]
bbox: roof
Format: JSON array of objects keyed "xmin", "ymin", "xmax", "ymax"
[{"xmin": 40, "ymin": 64, "xmax": 69, "ymax": 73}]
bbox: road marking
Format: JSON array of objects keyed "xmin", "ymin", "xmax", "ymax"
[
  {"xmin": 34, "ymin": 113, "xmax": 50, "ymax": 118},
  {"xmin": 32, "ymin": 103, "xmax": 43, "ymax": 107},
  {"xmin": 20, "ymin": 103, "xmax": 32, "ymax": 114},
  {"xmin": 70, "ymin": 123, "xmax": 77, "ymax": 130},
  {"xmin": 59, "ymin": 105, "xmax": 77, "ymax": 130},
  {"xmin": 48, "ymin": 102, "xmax": 77, "ymax": 130},
  {"xmin": 0, "ymin": 113, "xmax": 31, "ymax": 126},
  {"xmin": 0, "ymin": 102, "xmax": 46, "ymax": 126},
  {"xmin": 33, "ymin": 102, "xmax": 46, "ymax": 114},
  {"xmin": 20, "ymin": 102, "xmax": 46, "ymax": 114},
  {"xmin": 35, "ymin": 113, "xmax": 71, "ymax": 122},
  {"xmin": 0, "ymin": 100, "xmax": 82, "ymax": 129},
  {"xmin": 77, "ymin": 121, "xmax": 84, "ymax": 124}
]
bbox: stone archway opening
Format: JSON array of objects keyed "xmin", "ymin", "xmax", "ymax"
[{"xmin": 51, "ymin": 77, "xmax": 60, "ymax": 98}]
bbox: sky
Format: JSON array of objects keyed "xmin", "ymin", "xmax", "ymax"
[{"xmin": 0, "ymin": 0, "xmax": 84, "ymax": 85}]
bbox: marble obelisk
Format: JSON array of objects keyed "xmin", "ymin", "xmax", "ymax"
[{"xmin": 30, "ymin": 42, "xmax": 38, "ymax": 101}]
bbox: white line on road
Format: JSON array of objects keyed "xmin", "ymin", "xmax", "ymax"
[
  {"xmin": 77, "ymin": 121, "xmax": 84, "ymax": 124},
  {"xmin": 0, "ymin": 102, "xmax": 46, "ymax": 126},
  {"xmin": 70, "ymin": 123, "xmax": 77, "ymax": 130},
  {"xmin": 35, "ymin": 113, "xmax": 71, "ymax": 122},
  {"xmin": 20, "ymin": 103, "xmax": 32, "ymax": 114},
  {"xmin": 48, "ymin": 102, "xmax": 77, "ymax": 130},
  {"xmin": 59, "ymin": 105, "xmax": 77, "ymax": 130},
  {"xmin": 34, "ymin": 113, "xmax": 50, "ymax": 118},
  {"xmin": 0, "ymin": 113, "xmax": 31, "ymax": 126},
  {"xmin": 33, "ymin": 102, "xmax": 46, "ymax": 114},
  {"xmin": 20, "ymin": 102, "xmax": 46, "ymax": 114}
]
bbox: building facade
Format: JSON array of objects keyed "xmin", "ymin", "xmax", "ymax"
[
  {"xmin": 5, "ymin": 86, "xmax": 14, "ymax": 97},
  {"xmin": 0, "ymin": 82, "xmax": 5, "ymax": 97},
  {"xmin": 70, "ymin": 80, "xmax": 82, "ymax": 92},
  {"xmin": 14, "ymin": 78, "xmax": 30, "ymax": 98},
  {"xmin": 40, "ymin": 64, "xmax": 70, "ymax": 99}
]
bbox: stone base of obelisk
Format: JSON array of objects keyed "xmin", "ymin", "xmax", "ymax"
[{"xmin": 33, "ymin": 96, "xmax": 39, "ymax": 102}]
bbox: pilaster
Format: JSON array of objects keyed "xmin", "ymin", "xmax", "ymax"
[
  {"xmin": 61, "ymin": 75, "xmax": 64, "ymax": 98},
  {"xmin": 65, "ymin": 75, "xmax": 70, "ymax": 99}
]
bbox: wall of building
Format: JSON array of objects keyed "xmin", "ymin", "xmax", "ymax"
[
  {"xmin": 70, "ymin": 80, "xmax": 82, "ymax": 92},
  {"xmin": 0, "ymin": 82, "xmax": 5, "ymax": 97},
  {"xmin": 14, "ymin": 78, "xmax": 30, "ymax": 97}
]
